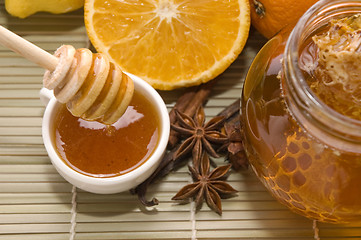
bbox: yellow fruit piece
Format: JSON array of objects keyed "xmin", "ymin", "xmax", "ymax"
[
  {"xmin": 5, "ymin": 0, "xmax": 84, "ymax": 18},
  {"xmin": 84, "ymin": 0, "xmax": 250, "ymax": 90}
]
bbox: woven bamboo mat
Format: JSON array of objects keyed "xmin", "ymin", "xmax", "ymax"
[{"xmin": 0, "ymin": 1, "xmax": 361, "ymax": 239}]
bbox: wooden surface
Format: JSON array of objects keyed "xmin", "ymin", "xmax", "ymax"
[{"xmin": 0, "ymin": 1, "xmax": 361, "ymax": 239}]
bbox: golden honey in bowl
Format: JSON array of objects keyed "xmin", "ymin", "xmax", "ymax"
[
  {"xmin": 242, "ymin": 0, "xmax": 361, "ymax": 223},
  {"xmin": 53, "ymin": 91, "xmax": 160, "ymax": 178}
]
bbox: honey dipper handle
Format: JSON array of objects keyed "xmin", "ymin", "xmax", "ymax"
[{"xmin": 0, "ymin": 25, "xmax": 58, "ymax": 70}]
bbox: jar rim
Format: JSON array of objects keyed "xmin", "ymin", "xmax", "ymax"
[{"xmin": 283, "ymin": 0, "xmax": 361, "ymax": 142}]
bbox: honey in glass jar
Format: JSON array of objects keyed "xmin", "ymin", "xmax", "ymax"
[{"xmin": 242, "ymin": 0, "xmax": 361, "ymax": 223}]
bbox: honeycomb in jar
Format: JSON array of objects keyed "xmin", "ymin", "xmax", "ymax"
[
  {"xmin": 265, "ymin": 128, "xmax": 347, "ymax": 223},
  {"xmin": 309, "ymin": 14, "xmax": 361, "ymax": 120}
]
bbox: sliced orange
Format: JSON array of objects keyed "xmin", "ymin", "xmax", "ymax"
[{"xmin": 84, "ymin": 0, "xmax": 250, "ymax": 90}]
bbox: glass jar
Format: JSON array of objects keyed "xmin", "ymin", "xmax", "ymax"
[{"xmin": 242, "ymin": 0, "xmax": 361, "ymax": 223}]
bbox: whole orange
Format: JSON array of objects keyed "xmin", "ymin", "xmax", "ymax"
[{"xmin": 250, "ymin": 0, "xmax": 319, "ymax": 38}]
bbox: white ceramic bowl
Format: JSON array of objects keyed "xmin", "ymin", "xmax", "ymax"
[{"xmin": 41, "ymin": 74, "xmax": 170, "ymax": 194}]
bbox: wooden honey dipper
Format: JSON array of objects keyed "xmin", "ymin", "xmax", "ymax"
[{"xmin": 0, "ymin": 25, "xmax": 134, "ymax": 124}]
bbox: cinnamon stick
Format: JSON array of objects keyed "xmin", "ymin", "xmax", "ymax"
[
  {"xmin": 217, "ymin": 98, "xmax": 240, "ymax": 120},
  {"xmin": 184, "ymin": 80, "xmax": 216, "ymax": 115},
  {"xmin": 168, "ymin": 87, "xmax": 197, "ymax": 137},
  {"xmin": 131, "ymin": 146, "xmax": 185, "ymax": 206}
]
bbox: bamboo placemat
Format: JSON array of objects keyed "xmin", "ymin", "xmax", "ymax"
[{"xmin": 0, "ymin": 1, "xmax": 361, "ymax": 239}]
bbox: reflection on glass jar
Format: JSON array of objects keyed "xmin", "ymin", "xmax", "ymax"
[{"xmin": 242, "ymin": 0, "xmax": 361, "ymax": 223}]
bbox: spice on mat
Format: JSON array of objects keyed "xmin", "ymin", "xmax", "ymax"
[
  {"xmin": 168, "ymin": 81, "xmax": 215, "ymax": 148},
  {"xmin": 172, "ymin": 152, "xmax": 237, "ymax": 215},
  {"xmin": 214, "ymin": 98, "xmax": 248, "ymax": 170},
  {"xmin": 219, "ymin": 115, "xmax": 248, "ymax": 171},
  {"xmin": 131, "ymin": 82, "xmax": 248, "ymax": 214},
  {"xmin": 171, "ymin": 106, "xmax": 228, "ymax": 166}
]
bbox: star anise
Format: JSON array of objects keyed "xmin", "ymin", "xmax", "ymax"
[
  {"xmin": 171, "ymin": 106, "xmax": 228, "ymax": 166},
  {"xmin": 172, "ymin": 152, "xmax": 237, "ymax": 215},
  {"xmin": 219, "ymin": 117, "xmax": 249, "ymax": 170}
]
